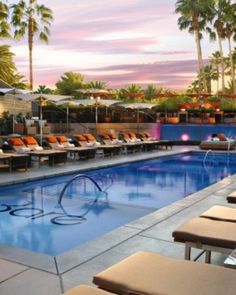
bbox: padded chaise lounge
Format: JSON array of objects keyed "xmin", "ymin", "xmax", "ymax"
[
  {"xmin": 93, "ymin": 251, "xmax": 236, "ymax": 295},
  {"xmin": 172, "ymin": 217, "xmax": 236, "ymax": 262},
  {"xmin": 200, "ymin": 205, "xmax": 236, "ymax": 222}
]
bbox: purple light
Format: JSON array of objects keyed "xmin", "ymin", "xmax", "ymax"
[{"xmin": 181, "ymin": 134, "xmax": 189, "ymax": 141}]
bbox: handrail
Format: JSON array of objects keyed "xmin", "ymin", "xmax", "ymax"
[
  {"xmin": 203, "ymin": 149, "xmax": 213, "ymax": 164},
  {"xmin": 58, "ymin": 174, "xmax": 103, "ymax": 204}
]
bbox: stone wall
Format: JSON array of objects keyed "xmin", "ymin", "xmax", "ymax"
[{"xmin": 0, "ymin": 94, "xmax": 31, "ymax": 117}]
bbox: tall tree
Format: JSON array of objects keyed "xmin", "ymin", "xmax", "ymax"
[
  {"xmin": 86, "ymin": 80, "xmax": 107, "ymax": 90},
  {"xmin": 223, "ymin": 0, "xmax": 236, "ymax": 93},
  {"xmin": 175, "ymin": 0, "xmax": 214, "ymax": 93},
  {"xmin": 55, "ymin": 72, "xmax": 85, "ymax": 95},
  {"xmin": 11, "ymin": 0, "xmax": 53, "ymax": 90},
  {"xmin": 206, "ymin": 0, "xmax": 228, "ymax": 93},
  {"xmin": 0, "ymin": 0, "xmax": 11, "ymax": 38},
  {"xmin": 209, "ymin": 51, "xmax": 221, "ymax": 93},
  {"xmin": 0, "ymin": 45, "xmax": 17, "ymax": 83}
]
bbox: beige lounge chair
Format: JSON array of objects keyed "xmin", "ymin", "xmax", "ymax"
[
  {"xmin": 22, "ymin": 136, "xmax": 43, "ymax": 151},
  {"xmin": 93, "ymin": 251, "xmax": 236, "ymax": 295},
  {"xmin": 63, "ymin": 285, "xmax": 114, "ymax": 295},
  {"xmin": 227, "ymin": 191, "xmax": 236, "ymax": 203},
  {"xmin": 172, "ymin": 217, "xmax": 236, "ymax": 262},
  {"xmin": 8, "ymin": 137, "xmax": 31, "ymax": 153},
  {"xmin": 200, "ymin": 205, "xmax": 236, "ymax": 222}
]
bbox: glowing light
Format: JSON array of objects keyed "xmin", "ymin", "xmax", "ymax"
[{"xmin": 181, "ymin": 134, "xmax": 189, "ymax": 141}]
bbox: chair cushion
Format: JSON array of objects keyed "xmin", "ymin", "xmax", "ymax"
[
  {"xmin": 101, "ymin": 134, "xmax": 110, "ymax": 140},
  {"xmin": 75, "ymin": 135, "xmax": 87, "ymax": 141},
  {"xmin": 93, "ymin": 251, "xmax": 236, "ymax": 295},
  {"xmin": 22, "ymin": 137, "xmax": 38, "ymax": 145},
  {"xmin": 63, "ymin": 285, "xmax": 114, "ymax": 295},
  {"xmin": 217, "ymin": 133, "xmax": 227, "ymax": 141},
  {"xmin": 172, "ymin": 217, "xmax": 236, "ymax": 249},
  {"xmin": 57, "ymin": 136, "xmax": 68, "ymax": 143},
  {"xmin": 84, "ymin": 134, "xmax": 96, "ymax": 141},
  {"xmin": 9, "ymin": 138, "xmax": 25, "ymax": 146},
  {"xmin": 109, "ymin": 134, "xmax": 117, "ymax": 140},
  {"xmin": 46, "ymin": 136, "xmax": 58, "ymax": 143},
  {"xmin": 200, "ymin": 205, "xmax": 236, "ymax": 222}
]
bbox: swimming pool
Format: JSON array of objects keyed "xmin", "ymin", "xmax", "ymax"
[{"xmin": 0, "ymin": 151, "xmax": 235, "ymax": 255}]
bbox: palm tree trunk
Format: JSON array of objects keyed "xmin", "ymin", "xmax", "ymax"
[
  {"xmin": 194, "ymin": 26, "xmax": 207, "ymax": 93},
  {"xmin": 28, "ymin": 16, "xmax": 34, "ymax": 90},
  {"xmin": 228, "ymin": 36, "xmax": 235, "ymax": 94},
  {"xmin": 217, "ymin": 35, "xmax": 225, "ymax": 93}
]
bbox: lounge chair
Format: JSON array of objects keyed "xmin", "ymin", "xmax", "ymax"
[
  {"xmin": 22, "ymin": 136, "xmax": 43, "ymax": 151},
  {"xmin": 56, "ymin": 135, "xmax": 75, "ymax": 148},
  {"xmin": 200, "ymin": 133, "xmax": 236, "ymax": 150},
  {"xmin": 227, "ymin": 191, "xmax": 236, "ymax": 203},
  {"xmin": 93, "ymin": 251, "xmax": 236, "ymax": 295},
  {"xmin": 63, "ymin": 285, "xmax": 114, "ymax": 295},
  {"xmin": 172, "ymin": 217, "xmax": 236, "ymax": 262},
  {"xmin": 200, "ymin": 205, "xmax": 236, "ymax": 222},
  {"xmin": 120, "ymin": 132, "xmax": 143, "ymax": 153},
  {"xmin": 45, "ymin": 135, "xmax": 65, "ymax": 150},
  {"xmin": 8, "ymin": 137, "xmax": 31, "ymax": 153}
]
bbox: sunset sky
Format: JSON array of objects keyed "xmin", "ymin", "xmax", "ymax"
[{"xmin": 8, "ymin": 0, "xmax": 225, "ymax": 91}]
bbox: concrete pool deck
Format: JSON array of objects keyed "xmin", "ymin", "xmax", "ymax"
[{"xmin": 0, "ymin": 145, "xmax": 235, "ymax": 295}]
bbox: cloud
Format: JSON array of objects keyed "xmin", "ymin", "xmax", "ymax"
[{"xmin": 30, "ymin": 59, "xmax": 198, "ymax": 91}]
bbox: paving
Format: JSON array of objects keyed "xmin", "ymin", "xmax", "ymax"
[{"xmin": 0, "ymin": 146, "xmax": 235, "ymax": 295}]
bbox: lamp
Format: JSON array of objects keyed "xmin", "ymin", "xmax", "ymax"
[
  {"xmin": 180, "ymin": 108, "xmax": 186, "ymax": 112},
  {"xmin": 216, "ymin": 108, "xmax": 220, "ymax": 112}
]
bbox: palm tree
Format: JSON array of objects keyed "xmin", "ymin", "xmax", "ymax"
[
  {"xmin": 144, "ymin": 84, "xmax": 158, "ymax": 100},
  {"xmin": 223, "ymin": 0, "xmax": 236, "ymax": 93},
  {"xmin": 0, "ymin": 45, "xmax": 17, "ymax": 83},
  {"xmin": 55, "ymin": 71, "xmax": 85, "ymax": 95},
  {"xmin": 206, "ymin": 0, "xmax": 229, "ymax": 93},
  {"xmin": 11, "ymin": 0, "xmax": 53, "ymax": 90},
  {"xmin": 0, "ymin": 1, "xmax": 11, "ymax": 38},
  {"xmin": 175, "ymin": 0, "xmax": 214, "ymax": 93},
  {"xmin": 120, "ymin": 84, "xmax": 144, "ymax": 102},
  {"xmin": 36, "ymin": 84, "xmax": 53, "ymax": 94},
  {"xmin": 209, "ymin": 51, "xmax": 221, "ymax": 93},
  {"xmin": 86, "ymin": 80, "xmax": 107, "ymax": 89}
]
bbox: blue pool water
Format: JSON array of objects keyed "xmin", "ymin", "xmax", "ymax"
[{"xmin": 0, "ymin": 152, "xmax": 236, "ymax": 255}]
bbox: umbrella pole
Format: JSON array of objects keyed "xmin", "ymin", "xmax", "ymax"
[
  {"xmin": 95, "ymin": 105, "xmax": 98, "ymax": 135},
  {"xmin": 39, "ymin": 102, "xmax": 43, "ymax": 146},
  {"xmin": 66, "ymin": 106, "xmax": 69, "ymax": 134},
  {"xmin": 137, "ymin": 108, "xmax": 140, "ymax": 134}
]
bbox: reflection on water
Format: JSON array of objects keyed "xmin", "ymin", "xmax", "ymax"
[{"xmin": 0, "ymin": 152, "xmax": 235, "ymax": 255}]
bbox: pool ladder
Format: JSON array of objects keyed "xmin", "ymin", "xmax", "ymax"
[
  {"xmin": 203, "ymin": 149, "xmax": 213, "ymax": 164},
  {"xmin": 58, "ymin": 174, "xmax": 103, "ymax": 204}
]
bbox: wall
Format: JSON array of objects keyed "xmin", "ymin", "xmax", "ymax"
[
  {"xmin": 0, "ymin": 94, "xmax": 31, "ymax": 117},
  {"xmin": 160, "ymin": 124, "xmax": 236, "ymax": 141}
]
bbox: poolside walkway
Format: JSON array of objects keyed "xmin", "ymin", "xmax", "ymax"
[{"xmin": 0, "ymin": 146, "xmax": 235, "ymax": 295}]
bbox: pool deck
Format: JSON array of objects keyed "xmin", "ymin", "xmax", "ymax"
[{"xmin": 0, "ymin": 145, "xmax": 236, "ymax": 295}]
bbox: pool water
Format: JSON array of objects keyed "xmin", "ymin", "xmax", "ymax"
[{"xmin": 0, "ymin": 152, "xmax": 235, "ymax": 255}]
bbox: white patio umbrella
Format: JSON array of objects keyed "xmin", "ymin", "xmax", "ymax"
[
  {"xmin": 56, "ymin": 98, "xmax": 120, "ymax": 133},
  {"xmin": 15, "ymin": 94, "xmax": 73, "ymax": 145},
  {"xmin": 119, "ymin": 103, "xmax": 156, "ymax": 133}
]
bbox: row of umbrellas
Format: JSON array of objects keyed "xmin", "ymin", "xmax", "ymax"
[{"xmin": 14, "ymin": 91, "xmax": 155, "ymax": 144}]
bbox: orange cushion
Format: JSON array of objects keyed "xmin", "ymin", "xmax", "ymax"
[
  {"xmin": 217, "ymin": 134, "xmax": 227, "ymax": 141},
  {"xmin": 75, "ymin": 135, "xmax": 87, "ymax": 141},
  {"xmin": 122, "ymin": 133, "xmax": 129, "ymax": 138},
  {"xmin": 46, "ymin": 136, "xmax": 58, "ymax": 143},
  {"xmin": 22, "ymin": 137, "xmax": 38, "ymax": 145},
  {"xmin": 9, "ymin": 138, "xmax": 24, "ymax": 146},
  {"xmin": 109, "ymin": 134, "xmax": 117, "ymax": 140},
  {"xmin": 84, "ymin": 134, "xmax": 96, "ymax": 141},
  {"xmin": 101, "ymin": 134, "xmax": 110, "ymax": 140},
  {"xmin": 56, "ymin": 136, "xmax": 68, "ymax": 143},
  {"xmin": 129, "ymin": 132, "xmax": 136, "ymax": 139}
]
